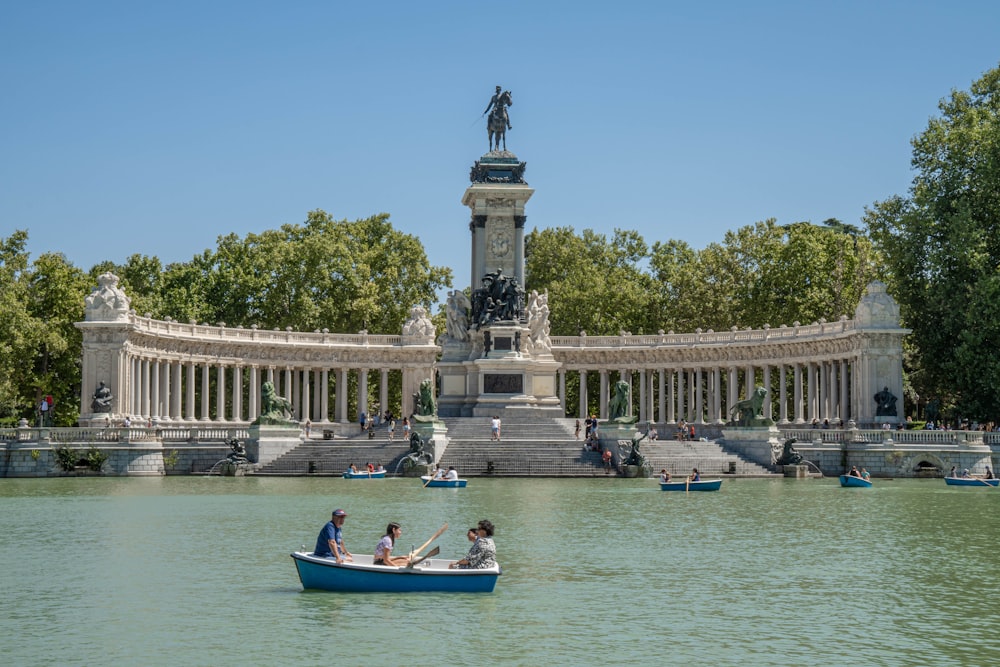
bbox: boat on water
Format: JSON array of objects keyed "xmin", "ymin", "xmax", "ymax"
[
  {"xmin": 342, "ymin": 470, "xmax": 386, "ymax": 479},
  {"xmin": 659, "ymin": 479, "xmax": 723, "ymax": 491},
  {"xmin": 291, "ymin": 552, "xmax": 499, "ymax": 592},
  {"xmin": 839, "ymin": 474, "xmax": 873, "ymax": 488},
  {"xmin": 420, "ymin": 475, "xmax": 467, "ymax": 488},
  {"xmin": 944, "ymin": 476, "xmax": 999, "ymax": 487}
]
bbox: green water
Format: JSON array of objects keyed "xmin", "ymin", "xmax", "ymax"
[{"xmin": 2, "ymin": 476, "xmax": 999, "ymax": 666}]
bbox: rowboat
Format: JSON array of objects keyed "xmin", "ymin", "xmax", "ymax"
[
  {"xmin": 420, "ymin": 475, "xmax": 467, "ymax": 488},
  {"xmin": 659, "ymin": 479, "xmax": 722, "ymax": 491},
  {"xmin": 342, "ymin": 470, "xmax": 386, "ymax": 479},
  {"xmin": 839, "ymin": 474, "xmax": 873, "ymax": 488},
  {"xmin": 291, "ymin": 552, "xmax": 499, "ymax": 592},
  {"xmin": 944, "ymin": 476, "xmax": 999, "ymax": 487}
]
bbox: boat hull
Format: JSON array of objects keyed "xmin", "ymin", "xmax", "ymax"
[
  {"xmin": 839, "ymin": 474, "xmax": 873, "ymax": 488},
  {"xmin": 420, "ymin": 476, "xmax": 467, "ymax": 488},
  {"xmin": 291, "ymin": 552, "xmax": 498, "ymax": 592},
  {"xmin": 944, "ymin": 476, "xmax": 999, "ymax": 487},
  {"xmin": 342, "ymin": 471, "xmax": 386, "ymax": 479},
  {"xmin": 659, "ymin": 479, "xmax": 722, "ymax": 491}
]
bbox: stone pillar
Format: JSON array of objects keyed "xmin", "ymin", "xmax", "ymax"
[
  {"xmin": 283, "ymin": 368, "xmax": 293, "ymax": 404},
  {"xmin": 357, "ymin": 369, "xmax": 368, "ymax": 421},
  {"xmin": 599, "ymin": 370, "xmax": 609, "ymax": 419},
  {"xmin": 201, "ymin": 363, "xmax": 210, "ymax": 421},
  {"xmin": 300, "ymin": 370, "xmax": 310, "ymax": 422},
  {"xmin": 379, "ymin": 369, "xmax": 389, "ymax": 421},
  {"xmin": 322, "ymin": 369, "xmax": 331, "ymax": 423},
  {"xmin": 248, "ymin": 366, "xmax": 259, "ymax": 421},
  {"xmin": 171, "ymin": 361, "xmax": 183, "ymax": 420},
  {"xmin": 559, "ymin": 369, "xmax": 566, "ymax": 413},
  {"xmin": 150, "ymin": 361, "xmax": 160, "ymax": 421},
  {"xmin": 313, "ymin": 370, "xmax": 321, "ymax": 422},
  {"xmin": 337, "ymin": 368, "xmax": 349, "ymax": 423},
  {"xmin": 667, "ymin": 369, "xmax": 675, "ymax": 424},
  {"xmin": 794, "ymin": 364, "xmax": 803, "ymax": 423},
  {"xmin": 727, "ymin": 366, "xmax": 737, "ymax": 418},
  {"xmin": 839, "ymin": 360, "xmax": 849, "ymax": 424},
  {"xmin": 779, "ymin": 365, "xmax": 788, "ymax": 423},
  {"xmin": 676, "ymin": 368, "xmax": 685, "ymax": 422},
  {"xmin": 712, "ymin": 367, "xmax": 722, "ymax": 423},
  {"xmin": 141, "ymin": 358, "xmax": 151, "ymax": 419},
  {"xmin": 658, "ymin": 370, "xmax": 667, "ymax": 425},
  {"xmin": 762, "ymin": 364, "xmax": 772, "ymax": 420},
  {"xmin": 638, "ymin": 369, "xmax": 647, "ymax": 422},
  {"xmin": 579, "ymin": 370, "xmax": 588, "ymax": 418},
  {"xmin": 216, "ymin": 364, "xmax": 226, "ymax": 422},
  {"xmin": 232, "ymin": 365, "xmax": 243, "ymax": 422},
  {"xmin": 185, "ymin": 362, "xmax": 196, "ymax": 421}
]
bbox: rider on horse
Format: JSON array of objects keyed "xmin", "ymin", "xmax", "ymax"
[{"xmin": 484, "ymin": 85, "xmax": 512, "ymax": 130}]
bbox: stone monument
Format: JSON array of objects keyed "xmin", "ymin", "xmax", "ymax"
[{"xmin": 436, "ymin": 104, "xmax": 562, "ymax": 418}]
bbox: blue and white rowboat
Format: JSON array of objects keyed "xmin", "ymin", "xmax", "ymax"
[
  {"xmin": 944, "ymin": 476, "xmax": 999, "ymax": 487},
  {"xmin": 420, "ymin": 475, "xmax": 467, "ymax": 488},
  {"xmin": 343, "ymin": 470, "xmax": 386, "ymax": 479},
  {"xmin": 291, "ymin": 552, "xmax": 499, "ymax": 592},
  {"xmin": 659, "ymin": 479, "xmax": 723, "ymax": 491},
  {"xmin": 839, "ymin": 474, "xmax": 873, "ymax": 488}
]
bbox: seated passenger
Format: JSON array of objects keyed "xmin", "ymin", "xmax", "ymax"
[
  {"xmin": 349, "ymin": 463, "xmax": 359, "ymax": 474},
  {"xmin": 373, "ymin": 522, "xmax": 409, "ymax": 566},
  {"xmin": 962, "ymin": 468, "xmax": 971, "ymax": 478},
  {"xmin": 449, "ymin": 520, "xmax": 496, "ymax": 569},
  {"xmin": 985, "ymin": 467, "xmax": 995, "ymax": 479},
  {"xmin": 848, "ymin": 466, "xmax": 861, "ymax": 478},
  {"xmin": 689, "ymin": 468, "xmax": 700, "ymax": 482},
  {"xmin": 444, "ymin": 466, "xmax": 459, "ymax": 481},
  {"xmin": 659, "ymin": 468, "xmax": 671, "ymax": 483}
]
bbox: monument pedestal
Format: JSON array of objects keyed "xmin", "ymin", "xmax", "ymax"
[
  {"xmin": 247, "ymin": 424, "xmax": 301, "ymax": 467},
  {"xmin": 721, "ymin": 425, "xmax": 782, "ymax": 469}
]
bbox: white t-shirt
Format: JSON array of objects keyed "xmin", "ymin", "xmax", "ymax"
[{"xmin": 444, "ymin": 469, "xmax": 459, "ymax": 481}]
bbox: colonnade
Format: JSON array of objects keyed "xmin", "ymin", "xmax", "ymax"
[
  {"xmin": 560, "ymin": 358, "xmax": 854, "ymax": 424},
  {"xmin": 122, "ymin": 357, "xmax": 400, "ymax": 424}
]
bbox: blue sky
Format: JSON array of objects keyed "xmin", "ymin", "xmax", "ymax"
[{"xmin": 3, "ymin": 1, "xmax": 998, "ymax": 296}]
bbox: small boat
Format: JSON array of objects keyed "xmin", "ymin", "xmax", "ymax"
[
  {"xmin": 944, "ymin": 476, "xmax": 999, "ymax": 487},
  {"xmin": 839, "ymin": 474, "xmax": 873, "ymax": 488},
  {"xmin": 291, "ymin": 552, "xmax": 499, "ymax": 592},
  {"xmin": 659, "ymin": 478, "xmax": 723, "ymax": 491},
  {"xmin": 342, "ymin": 470, "xmax": 386, "ymax": 479},
  {"xmin": 420, "ymin": 475, "xmax": 467, "ymax": 488}
]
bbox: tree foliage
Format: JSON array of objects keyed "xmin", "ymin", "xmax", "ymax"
[{"xmin": 866, "ymin": 64, "xmax": 1000, "ymax": 419}]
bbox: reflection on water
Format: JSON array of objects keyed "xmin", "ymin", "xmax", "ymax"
[{"xmin": 2, "ymin": 477, "xmax": 999, "ymax": 666}]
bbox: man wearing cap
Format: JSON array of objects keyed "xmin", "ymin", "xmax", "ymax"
[{"xmin": 314, "ymin": 508, "xmax": 353, "ymax": 563}]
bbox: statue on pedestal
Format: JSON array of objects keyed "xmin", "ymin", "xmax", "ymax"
[
  {"xmin": 484, "ymin": 85, "xmax": 513, "ymax": 152},
  {"xmin": 874, "ymin": 386, "xmax": 897, "ymax": 417},
  {"xmin": 91, "ymin": 382, "xmax": 113, "ymax": 413}
]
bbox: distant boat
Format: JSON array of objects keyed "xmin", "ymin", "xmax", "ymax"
[
  {"xmin": 343, "ymin": 470, "xmax": 386, "ymax": 479},
  {"xmin": 944, "ymin": 476, "xmax": 999, "ymax": 487},
  {"xmin": 839, "ymin": 474, "xmax": 873, "ymax": 488},
  {"xmin": 420, "ymin": 475, "xmax": 467, "ymax": 488},
  {"xmin": 659, "ymin": 479, "xmax": 722, "ymax": 491},
  {"xmin": 291, "ymin": 552, "xmax": 498, "ymax": 592}
]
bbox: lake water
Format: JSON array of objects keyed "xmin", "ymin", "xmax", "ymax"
[{"xmin": 2, "ymin": 476, "xmax": 999, "ymax": 666}]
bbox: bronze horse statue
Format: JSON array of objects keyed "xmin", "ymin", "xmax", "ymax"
[{"xmin": 488, "ymin": 90, "xmax": 512, "ymax": 152}]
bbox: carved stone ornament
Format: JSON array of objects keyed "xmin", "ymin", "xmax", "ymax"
[
  {"xmin": 489, "ymin": 231, "xmax": 511, "ymax": 258},
  {"xmin": 854, "ymin": 281, "xmax": 901, "ymax": 329},
  {"xmin": 402, "ymin": 305, "xmax": 436, "ymax": 340},
  {"xmin": 85, "ymin": 272, "xmax": 132, "ymax": 322}
]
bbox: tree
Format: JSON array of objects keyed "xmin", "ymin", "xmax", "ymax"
[
  {"xmin": 866, "ymin": 64, "xmax": 1000, "ymax": 419},
  {"xmin": 0, "ymin": 231, "xmax": 37, "ymax": 423}
]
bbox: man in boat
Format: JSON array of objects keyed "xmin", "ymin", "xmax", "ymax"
[
  {"xmin": 314, "ymin": 508, "xmax": 353, "ymax": 563},
  {"xmin": 444, "ymin": 466, "xmax": 459, "ymax": 481},
  {"xmin": 659, "ymin": 469, "xmax": 671, "ymax": 483}
]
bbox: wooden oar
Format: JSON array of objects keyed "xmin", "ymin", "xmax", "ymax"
[
  {"xmin": 422, "ymin": 475, "xmax": 436, "ymax": 488},
  {"xmin": 975, "ymin": 476, "xmax": 996, "ymax": 487},
  {"xmin": 406, "ymin": 545, "xmax": 439, "ymax": 568},
  {"xmin": 409, "ymin": 523, "xmax": 447, "ymax": 559}
]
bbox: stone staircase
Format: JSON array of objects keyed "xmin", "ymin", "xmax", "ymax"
[
  {"xmin": 436, "ymin": 417, "xmax": 605, "ymax": 477},
  {"xmin": 252, "ymin": 417, "xmax": 776, "ymax": 477}
]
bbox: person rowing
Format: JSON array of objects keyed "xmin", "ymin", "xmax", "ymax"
[{"xmin": 373, "ymin": 522, "xmax": 410, "ymax": 567}]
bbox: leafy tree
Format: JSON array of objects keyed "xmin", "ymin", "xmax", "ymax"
[
  {"xmin": 866, "ymin": 64, "xmax": 1000, "ymax": 419},
  {"xmin": 0, "ymin": 231, "xmax": 38, "ymax": 423}
]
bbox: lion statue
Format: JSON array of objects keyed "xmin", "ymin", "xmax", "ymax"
[
  {"xmin": 774, "ymin": 437, "xmax": 803, "ymax": 466},
  {"xmin": 414, "ymin": 378, "xmax": 436, "ymax": 418},
  {"xmin": 608, "ymin": 380, "xmax": 636, "ymax": 423},
  {"xmin": 254, "ymin": 381, "xmax": 294, "ymax": 425},
  {"xmin": 729, "ymin": 386, "xmax": 769, "ymax": 426}
]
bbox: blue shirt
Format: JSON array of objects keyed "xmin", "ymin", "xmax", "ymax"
[{"xmin": 314, "ymin": 521, "xmax": 343, "ymax": 557}]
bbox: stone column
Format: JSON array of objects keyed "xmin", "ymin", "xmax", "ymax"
[
  {"xmin": 150, "ymin": 361, "xmax": 160, "ymax": 421},
  {"xmin": 159, "ymin": 361, "xmax": 170, "ymax": 421},
  {"xmin": 676, "ymin": 368, "xmax": 685, "ymax": 423},
  {"xmin": 141, "ymin": 358, "xmax": 151, "ymax": 419},
  {"xmin": 216, "ymin": 364, "xmax": 226, "ymax": 422},
  {"xmin": 322, "ymin": 369, "xmax": 331, "ymax": 423},
  {"xmin": 727, "ymin": 366, "xmax": 737, "ymax": 418},
  {"xmin": 667, "ymin": 370, "xmax": 676, "ymax": 424},
  {"xmin": 185, "ymin": 362, "xmax": 196, "ymax": 422},
  {"xmin": 171, "ymin": 361, "xmax": 183, "ymax": 420},
  {"xmin": 694, "ymin": 367, "xmax": 704, "ymax": 424},
  {"xmin": 839, "ymin": 360, "xmax": 849, "ymax": 424},
  {"xmin": 232, "ymin": 365, "xmax": 243, "ymax": 422},
  {"xmin": 379, "ymin": 369, "xmax": 389, "ymax": 422},
  {"xmin": 794, "ymin": 364, "xmax": 803, "ymax": 423},
  {"xmin": 200, "ymin": 363, "xmax": 210, "ymax": 421},
  {"xmin": 712, "ymin": 367, "xmax": 722, "ymax": 423},
  {"xmin": 807, "ymin": 363, "xmax": 817, "ymax": 423},
  {"xmin": 283, "ymin": 368, "xmax": 293, "ymax": 404},
  {"xmin": 559, "ymin": 369, "xmax": 566, "ymax": 413},
  {"xmin": 248, "ymin": 366, "xmax": 259, "ymax": 421},
  {"xmin": 638, "ymin": 369, "xmax": 647, "ymax": 422},
  {"xmin": 338, "ymin": 368, "xmax": 349, "ymax": 423},
  {"xmin": 779, "ymin": 364, "xmax": 788, "ymax": 423},
  {"xmin": 579, "ymin": 370, "xmax": 588, "ymax": 418},
  {"xmin": 313, "ymin": 370, "xmax": 321, "ymax": 422}
]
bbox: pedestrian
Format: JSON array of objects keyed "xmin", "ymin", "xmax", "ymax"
[
  {"xmin": 491, "ymin": 415, "xmax": 501, "ymax": 441},
  {"xmin": 574, "ymin": 419, "xmax": 581, "ymax": 439},
  {"xmin": 388, "ymin": 418, "xmax": 395, "ymax": 441},
  {"xmin": 402, "ymin": 417, "xmax": 410, "ymax": 440}
]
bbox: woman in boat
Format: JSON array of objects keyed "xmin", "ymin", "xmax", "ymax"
[
  {"xmin": 373, "ymin": 522, "xmax": 409, "ymax": 567},
  {"xmin": 949, "ymin": 466, "xmax": 957, "ymax": 478},
  {"xmin": 986, "ymin": 466, "xmax": 995, "ymax": 479},
  {"xmin": 659, "ymin": 468, "xmax": 671, "ymax": 483},
  {"xmin": 860, "ymin": 467, "xmax": 871, "ymax": 481},
  {"xmin": 848, "ymin": 466, "xmax": 861, "ymax": 478},
  {"xmin": 689, "ymin": 468, "xmax": 701, "ymax": 482},
  {"xmin": 449, "ymin": 520, "xmax": 496, "ymax": 569},
  {"xmin": 349, "ymin": 463, "xmax": 359, "ymax": 474}
]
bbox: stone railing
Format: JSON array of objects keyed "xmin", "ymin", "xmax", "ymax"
[
  {"xmin": 130, "ymin": 314, "xmax": 402, "ymax": 347},
  {"xmin": 551, "ymin": 318, "xmax": 855, "ymax": 349},
  {"xmin": 780, "ymin": 428, "xmax": 994, "ymax": 447},
  {"xmin": 0, "ymin": 426, "xmax": 250, "ymax": 445}
]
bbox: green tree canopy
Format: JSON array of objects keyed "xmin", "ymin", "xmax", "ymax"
[{"xmin": 866, "ymin": 63, "xmax": 1000, "ymax": 419}]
